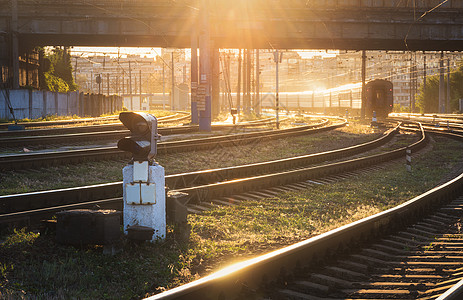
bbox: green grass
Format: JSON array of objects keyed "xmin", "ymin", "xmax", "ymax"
[{"xmin": 1, "ymin": 136, "xmax": 462, "ymax": 299}]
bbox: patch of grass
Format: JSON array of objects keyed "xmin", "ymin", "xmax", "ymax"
[
  {"xmin": 2, "ymin": 228, "xmax": 40, "ymax": 248},
  {"xmin": 1, "ymin": 137, "xmax": 462, "ymax": 299},
  {"xmin": 0, "ymin": 228, "xmax": 191, "ymax": 299},
  {"xmin": 181, "ymin": 136, "xmax": 463, "ymax": 274}
]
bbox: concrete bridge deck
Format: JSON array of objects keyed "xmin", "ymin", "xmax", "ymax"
[{"xmin": 1, "ymin": 0, "xmax": 463, "ymax": 50}]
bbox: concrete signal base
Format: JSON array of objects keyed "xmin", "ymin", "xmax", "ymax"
[{"xmin": 123, "ymin": 163, "xmax": 166, "ymax": 241}]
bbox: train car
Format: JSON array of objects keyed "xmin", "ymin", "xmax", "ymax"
[
  {"xmin": 146, "ymin": 79, "xmax": 393, "ymax": 118},
  {"xmin": 258, "ymin": 80, "xmax": 392, "ymax": 118},
  {"xmin": 365, "ymin": 79, "xmax": 393, "ymax": 119}
]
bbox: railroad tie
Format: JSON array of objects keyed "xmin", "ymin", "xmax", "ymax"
[{"xmin": 276, "ymin": 196, "xmax": 463, "ymax": 299}]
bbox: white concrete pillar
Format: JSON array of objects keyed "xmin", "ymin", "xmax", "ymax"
[{"xmin": 123, "ymin": 162, "xmax": 166, "ymax": 241}]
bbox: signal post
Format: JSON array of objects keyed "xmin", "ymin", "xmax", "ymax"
[{"xmin": 118, "ymin": 112, "xmax": 166, "ymax": 241}]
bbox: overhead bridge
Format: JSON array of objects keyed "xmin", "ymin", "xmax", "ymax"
[{"xmin": 1, "ymin": 0, "xmax": 463, "ymax": 51}]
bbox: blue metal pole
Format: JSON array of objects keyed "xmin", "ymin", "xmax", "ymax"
[
  {"xmin": 191, "ymin": 28, "xmax": 199, "ymax": 124},
  {"xmin": 198, "ymin": 0, "xmax": 211, "ymax": 131}
]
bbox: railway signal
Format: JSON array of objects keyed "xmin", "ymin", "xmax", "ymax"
[
  {"xmin": 117, "ymin": 112, "xmax": 160, "ymax": 161},
  {"xmin": 118, "ymin": 111, "xmax": 166, "ymax": 242}
]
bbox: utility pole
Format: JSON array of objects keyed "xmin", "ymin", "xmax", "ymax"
[
  {"xmin": 122, "ymin": 71, "xmax": 125, "ymax": 95},
  {"xmin": 162, "ymin": 63, "xmax": 165, "ymax": 110},
  {"xmin": 139, "ymin": 70, "xmax": 142, "ymax": 110},
  {"xmin": 439, "ymin": 51, "xmax": 445, "ymax": 113},
  {"xmin": 447, "ymin": 58, "xmax": 451, "ymax": 113},
  {"xmin": 117, "ymin": 48, "xmax": 120, "ymax": 95},
  {"xmin": 256, "ymin": 49, "xmax": 260, "ymax": 115},
  {"xmin": 116, "ymin": 76, "xmax": 119, "ymax": 95},
  {"xmin": 183, "ymin": 64, "xmax": 186, "ymax": 83},
  {"xmin": 211, "ymin": 46, "xmax": 220, "ymax": 118},
  {"xmin": 274, "ymin": 49, "xmax": 280, "ymax": 129},
  {"xmin": 361, "ymin": 50, "xmax": 366, "ymax": 119},
  {"xmin": 247, "ymin": 49, "xmax": 252, "ymax": 114},
  {"xmin": 237, "ymin": 49, "xmax": 242, "ymax": 115},
  {"xmin": 242, "ymin": 49, "xmax": 247, "ymax": 113},
  {"xmin": 423, "ymin": 53, "xmax": 426, "ymax": 111},
  {"xmin": 134, "ymin": 77, "xmax": 137, "ymax": 97},
  {"xmin": 408, "ymin": 52, "xmax": 413, "ymax": 113},
  {"xmin": 171, "ymin": 51, "xmax": 175, "ymax": 111},
  {"xmin": 97, "ymin": 74, "xmax": 101, "ymax": 94},
  {"xmin": 129, "ymin": 60, "xmax": 133, "ymax": 110},
  {"xmin": 412, "ymin": 52, "xmax": 417, "ymax": 113},
  {"xmin": 74, "ymin": 57, "xmax": 78, "ymax": 84}
]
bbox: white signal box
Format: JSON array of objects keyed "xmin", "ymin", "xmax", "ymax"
[
  {"xmin": 125, "ymin": 182, "xmax": 156, "ymax": 205},
  {"xmin": 133, "ymin": 161, "xmax": 149, "ymax": 182}
]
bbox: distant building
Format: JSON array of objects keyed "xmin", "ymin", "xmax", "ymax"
[{"xmin": 72, "ymin": 49, "xmax": 462, "ymax": 112}]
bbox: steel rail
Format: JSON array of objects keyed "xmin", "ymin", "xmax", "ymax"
[
  {"xmin": 0, "ymin": 122, "xmax": 399, "ymax": 218},
  {"xmin": 4, "ymin": 123, "xmax": 463, "ymax": 299},
  {"xmin": 0, "ymin": 120, "xmax": 354, "ymax": 218},
  {"xmin": 0, "ymin": 112, "xmax": 188, "ymax": 130},
  {"xmin": 436, "ymin": 279, "xmax": 463, "ymax": 300},
  {"xmin": 174, "ymin": 122, "xmax": 426, "ymax": 204},
  {"xmin": 0, "ymin": 115, "xmax": 277, "ymax": 139},
  {"xmin": 0, "ymin": 116, "xmax": 279, "ymax": 147},
  {"xmin": 166, "ymin": 124, "xmax": 400, "ymax": 190},
  {"xmin": 0, "ymin": 126, "xmax": 197, "ymax": 148},
  {"xmin": 0, "ymin": 116, "xmax": 118, "ymax": 130},
  {"xmin": 0, "ymin": 119, "xmax": 334, "ymax": 171},
  {"xmin": 144, "ymin": 123, "xmax": 463, "ymax": 300}
]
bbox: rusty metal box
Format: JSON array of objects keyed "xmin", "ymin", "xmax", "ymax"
[{"xmin": 56, "ymin": 209, "xmax": 121, "ymax": 245}]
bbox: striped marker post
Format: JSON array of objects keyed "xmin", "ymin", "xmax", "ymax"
[{"xmin": 406, "ymin": 147, "xmax": 412, "ymax": 172}]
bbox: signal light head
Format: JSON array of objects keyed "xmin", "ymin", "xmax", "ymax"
[
  {"xmin": 118, "ymin": 112, "xmax": 160, "ymax": 161},
  {"xmin": 119, "ymin": 112, "xmax": 153, "ymax": 135},
  {"xmin": 117, "ymin": 138, "xmax": 151, "ymax": 161}
]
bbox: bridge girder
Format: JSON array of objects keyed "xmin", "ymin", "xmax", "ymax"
[{"xmin": 1, "ymin": 1, "xmax": 463, "ymax": 51}]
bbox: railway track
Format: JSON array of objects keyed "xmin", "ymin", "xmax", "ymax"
[
  {"xmin": 0, "ymin": 111, "xmax": 189, "ymax": 131},
  {"xmin": 0, "ymin": 125, "xmax": 196, "ymax": 149},
  {"xmin": 145, "ymin": 127, "xmax": 463, "ymax": 300},
  {"xmin": 0, "ymin": 116, "xmax": 280, "ymax": 149},
  {"xmin": 0, "ymin": 115, "xmax": 119, "ymax": 130},
  {"xmin": 390, "ymin": 114, "xmax": 463, "ymax": 132},
  {"xmin": 0, "ymin": 118, "xmax": 335, "ymax": 171},
  {"xmin": 0, "ymin": 122, "xmax": 418, "ymax": 228},
  {"xmin": 0, "ymin": 112, "xmax": 190, "ymax": 138},
  {"xmin": 0, "ymin": 113, "xmax": 193, "ymax": 148},
  {"xmin": 3, "ymin": 121, "xmax": 462, "ymax": 299}
]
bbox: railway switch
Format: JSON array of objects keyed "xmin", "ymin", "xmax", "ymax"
[{"xmin": 119, "ymin": 112, "xmax": 166, "ymax": 242}]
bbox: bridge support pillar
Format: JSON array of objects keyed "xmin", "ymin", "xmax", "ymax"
[
  {"xmin": 198, "ymin": 0, "xmax": 211, "ymax": 131},
  {"xmin": 191, "ymin": 29, "xmax": 199, "ymax": 124}
]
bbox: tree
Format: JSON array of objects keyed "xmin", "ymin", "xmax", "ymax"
[
  {"xmin": 39, "ymin": 47, "xmax": 77, "ymax": 92},
  {"xmin": 416, "ymin": 62, "xmax": 463, "ymax": 113}
]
